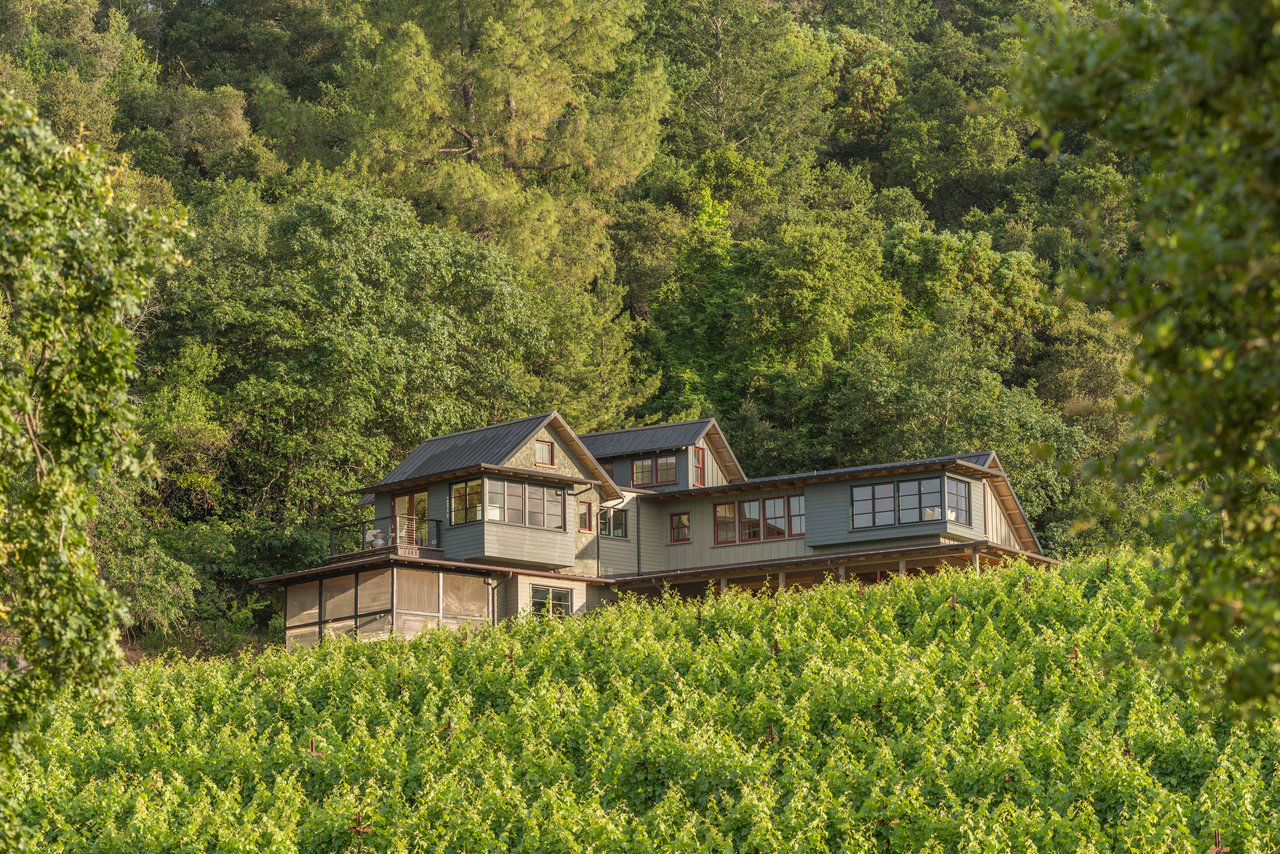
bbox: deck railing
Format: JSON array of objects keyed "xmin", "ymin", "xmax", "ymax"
[{"xmin": 330, "ymin": 515, "xmax": 442, "ymax": 559}]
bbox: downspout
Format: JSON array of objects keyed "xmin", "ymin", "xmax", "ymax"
[{"xmin": 635, "ymin": 498, "xmax": 641, "ymax": 576}]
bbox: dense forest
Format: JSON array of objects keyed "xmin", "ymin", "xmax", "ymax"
[{"xmin": 0, "ymin": 0, "xmax": 1190, "ymax": 648}]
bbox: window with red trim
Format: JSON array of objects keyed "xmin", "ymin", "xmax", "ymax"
[
  {"xmin": 714, "ymin": 503, "xmax": 736, "ymax": 544},
  {"xmin": 578, "ymin": 501, "xmax": 593, "ymax": 532},
  {"xmin": 764, "ymin": 497, "xmax": 787, "ymax": 539},
  {"xmin": 692, "ymin": 447, "xmax": 706, "ymax": 487},
  {"xmin": 631, "ymin": 457, "xmax": 654, "ymax": 486},
  {"xmin": 656, "ymin": 454, "xmax": 678, "ymax": 484},
  {"xmin": 738, "ymin": 500, "xmax": 762, "ymax": 542},
  {"xmin": 670, "ymin": 512, "xmax": 690, "ymax": 543},
  {"xmin": 787, "ymin": 494, "xmax": 806, "ymax": 537},
  {"xmin": 535, "ymin": 439, "xmax": 554, "ymax": 467}
]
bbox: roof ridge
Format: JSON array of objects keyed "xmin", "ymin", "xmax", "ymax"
[
  {"xmin": 409, "ymin": 411, "xmax": 554, "ymax": 445},
  {"xmin": 580, "ymin": 418, "xmax": 714, "ymax": 438}
]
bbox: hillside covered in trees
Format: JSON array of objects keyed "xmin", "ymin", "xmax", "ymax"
[{"xmin": 0, "ymin": 0, "xmax": 1189, "ymax": 647}]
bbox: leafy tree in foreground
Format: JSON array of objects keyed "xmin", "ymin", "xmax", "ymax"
[
  {"xmin": 0, "ymin": 95, "xmax": 181, "ymax": 756},
  {"xmin": 1020, "ymin": 0, "xmax": 1280, "ymax": 710}
]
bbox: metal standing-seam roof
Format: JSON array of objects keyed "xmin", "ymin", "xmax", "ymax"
[
  {"xmin": 372, "ymin": 412, "xmax": 556, "ymax": 490},
  {"xmin": 579, "ymin": 419, "xmax": 717, "ymax": 458}
]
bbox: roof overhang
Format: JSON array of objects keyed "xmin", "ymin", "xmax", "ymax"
[
  {"xmin": 252, "ymin": 552, "xmax": 614, "ymax": 587},
  {"xmin": 702, "ymin": 420, "xmax": 747, "ymax": 483},
  {"xmin": 542, "ymin": 412, "xmax": 624, "ymax": 501},
  {"xmin": 609, "ymin": 540, "xmax": 1056, "ymax": 586}
]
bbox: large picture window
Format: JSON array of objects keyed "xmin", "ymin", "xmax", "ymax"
[
  {"xmin": 947, "ymin": 478, "xmax": 971, "ymax": 525},
  {"xmin": 532, "ymin": 585, "xmax": 572, "ymax": 617},
  {"xmin": 599, "ymin": 507, "xmax": 628, "ymax": 538},
  {"xmin": 451, "ymin": 478, "xmax": 483, "ymax": 525},
  {"xmin": 486, "ymin": 479, "xmax": 565, "ymax": 530},
  {"xmin": 852, "ymin": 478, "xmax": 943, "ymax": 529}
]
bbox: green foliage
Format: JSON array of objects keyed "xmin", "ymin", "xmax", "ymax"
[
  {"xmin": 0, "ymin": 95, "xmax": 182, "ymax": 751},
  {"xmin": 1018, "ymin": 0, "xmax": 1280, "ymax": 711},
  {"xmin": 6, "ymin": 557, "xmax": 1277, "ymax": 851}
]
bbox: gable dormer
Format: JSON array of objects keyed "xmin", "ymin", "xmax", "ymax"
[{"xmin": 579, "ymin": 418, "xmax": 746, "ymax": 493}]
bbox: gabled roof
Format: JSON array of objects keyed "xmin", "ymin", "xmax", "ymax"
[
  {"xmin": 358, "ymin": 412, "xmax": 621, "ymax": 501},
  {"xmin": 580, "ymin": 418, "xmax": 747, "ymax": 482}
]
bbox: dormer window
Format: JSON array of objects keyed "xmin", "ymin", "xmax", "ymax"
[
  {"xmin": 535, "ymin": 439, "xmax": 554, "ymax": 467},
  {"xmin": 693, "ymin": 446, "xmax": 706, "ymax": 487},
  {"xmin": 631, "ymin": 453, "xmax": 678, "ymax": 486}
]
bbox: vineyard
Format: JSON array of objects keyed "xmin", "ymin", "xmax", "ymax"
[{"xmin": 10, "ymin": 555, "xmax": 1279, "ymax": 852}]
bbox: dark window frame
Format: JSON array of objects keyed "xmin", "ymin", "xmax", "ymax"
[
  {"xmin": 670, "ymin": 511, "xmax": 691, "ymax": 543},
  {"xmin": 450, "ymin": 478, "xmax": 483, "ymax": 526},
  {"xmin": 946, "ymin": 477, "xmax": 971, "ymax": 526},
  {"xmin": 484, "ymin": 478, "xmax": 565, "ymax": 530},
  {"xmin": 599, "ymin": 507, "xmax": 629, "ymax": 539},
  {"xmin": 531, "ymin": 585, "xmax": 572, "ymax": 618}
]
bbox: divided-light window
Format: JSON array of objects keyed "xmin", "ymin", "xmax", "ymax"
[
  {"xmin": 851, "ymin": 478, "xmax": 943, "ymax": 529},
  {"xmin": 631, "ymin": 453, "xmax": 678, "ymax": 486},
  {"xmin": 670, "ymin": 512, "xmax": 691, "ymax": 543},
  {"xmin": 531, "ymin": 585, "xmax": 571, "ymax": 617},
  {"xmin": 714, "ymin": 496, "xmax": 804, "ymax": 545},
  {"xmin": 485, "ymin": 479, "xmax": 565, "ymax": 530},
  {"xmin": 578, "ymin": 501, "xmax": 593, "ymax": 532},
  {"xmin": 450, "ymin": 478, "xmax": 483, "ymax": 525},
  {"xmin": 692, "ymin": 447, "xmax": 706, "ymax": 487},
  {"xmin": 535, "ymin": 439, "xmax": 555, "ymax": 467},
  {"xmin": 599, "ymin": 508, "xmax": 628, "ymax": 539},
  {"xmin": 947, "ymin": 478, "xmax": 971, "ymax": 525}
]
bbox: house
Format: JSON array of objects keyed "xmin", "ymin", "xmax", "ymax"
[{"xmin": 253, "ymin": 412, "xmax": 1053, "ymax": 649}]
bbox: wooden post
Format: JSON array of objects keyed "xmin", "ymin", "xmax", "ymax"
[{"xmin": 778, "ymin": 571, "xmax": 786, "ymax": 589}]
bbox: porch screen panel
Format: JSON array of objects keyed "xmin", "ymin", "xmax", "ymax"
[
  {"xmin": 358, "ymin": 569, "xmax": 392, "ymax": 613},
  {"xmin": 394, "ymin": 613, "xmax": 437, "ymax": 635},
  {"xmin": 358, "ymin": 613, "xmax": 391, "ymax": 640},
  {"xmin": 286, "ymin": 581, "xmax": 320, "ymax": 627},
  {"xmin": 324, "ymin": 574, "xmax": 356, "ymax": 620},
  {"xmin": 397, "ymin": 569, "xmax": 440, "ymax": 613},
  {"xmin": 285, "ymin": 625, "xmax": 319, "ymax": 649},
  {"xmin": 442, "ymin": 574, "xmax": 489, "ymax": 618},
  {"xmin": 322, "ymin": 619, "xmax": 355, "ymax": 639}
]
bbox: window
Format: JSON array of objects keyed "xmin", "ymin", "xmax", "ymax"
[
  {"xmin": 656, "ymin": 454, "xmax": 678, "ymax": 485},
  {"xmin": 532, "ymin": 585, "xmax": 572, "ymax": 617},
  {"xmin": 898, "ymin": 478, "xmax": 941, "ymax": 524},
  {"xmin": 535, "ymin": 439, "xmax": 554, "ymax": 467},
  {"xmin": 852, "ymin": 478, "xmax": 944, "ymax": 529},
  {"xmin": 852, "ymin": 483, "xmax": 896, "ymax": 529},
  {"xmin": 670, "ymin": 512, "xmax": 691, "ymax": 543},
  {"xmin": 787, "ymin": 495, "xmax": 806, "ymax": 537},
  {"xmin": 714, "ymin": 503, "xmax": 736, "ymax": 544},
  {"xmin": 693, "ymin": 447, "xmax": 706, "ymax": 487},
  {"xmin": 600, "ymin": 508, "xmax": 628, "ymax": 538},
  {"xmin": 947, "ymin": 478, "xmax": 971, "ymax": 525},
  {"xmin": 484, "ymin": 480, "xmax": 563, "ymax": 529},
  {"xmin": 738, "ymin": 500, "xmax": 762, "ymax": 542},
  {"xmin": 632, "ymin": 457, "xmax": 654, "ymax": 486},
  {"xmin": 578, "ymin": 501, "xmax": 593, "ymax": 532},
  {"xmin": 764, "ymin": 497, "xmax": 787, "ymax": 540},
  {"xmin": 451, "ymin": 478, "xmax": 482, "ymax": 525}
]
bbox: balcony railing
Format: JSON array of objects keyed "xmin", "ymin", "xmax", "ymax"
[{"xmin": 330, "ymin": 515, "xmax": 442, "ymax": 560}]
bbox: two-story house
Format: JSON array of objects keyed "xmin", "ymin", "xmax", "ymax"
[{"xmin": 254, "ymin": 412, "xmax": 1052, "ymax": 648}]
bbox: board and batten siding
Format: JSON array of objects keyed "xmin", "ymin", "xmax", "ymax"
[
  {"xmin": 598, "ymin": 491, "xmax": 640, "ymax": 576},
  {"xmin": 660, "ymin": 489, "xmax": 809, "ymax": 572},
  {"xmin": 984, "ymin": 482, "xmax": 1021, "ymax": 549},
  {"xmin": 500, "ymin": 574, "xmax": 611, "ymax": 618},
  {"xmin": 696, "ymin": 439, "xmax": 730, "ymax": 487},
  {"xmin": 804, "ymin": 470, "xmax": 986, "ymax": 549}
]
